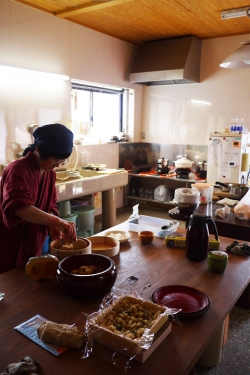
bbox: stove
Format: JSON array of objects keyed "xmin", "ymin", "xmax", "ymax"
[{"xmin": 175, "ymin": 168, "xmax": 190, "ymax": 179}]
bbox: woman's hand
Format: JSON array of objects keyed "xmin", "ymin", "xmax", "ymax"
[
  {"xmin": 14, "ymin": 205, "xmax": 77, "ymax": 241},
  {"xmin": 49, "ymin": 220, "xmax": 77, "ymax": 241}
]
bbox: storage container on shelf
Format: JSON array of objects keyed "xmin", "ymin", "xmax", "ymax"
[{"xmin": 191, "ymin": 183, "xmax": 214, "ymax": 204}]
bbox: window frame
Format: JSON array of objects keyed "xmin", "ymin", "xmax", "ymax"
[{"xmin": 71, "ymin": 81, "xmax": 125, "ymax": 133}]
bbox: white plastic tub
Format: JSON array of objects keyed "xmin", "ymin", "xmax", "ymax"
[{"xmin": 127, "ymin": 215, "xmax": 179, "ymax": 238}]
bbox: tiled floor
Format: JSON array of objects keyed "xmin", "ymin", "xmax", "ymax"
[{"xmin": 94, "ymin": 205, "xmax": 186, "ymax": 234}]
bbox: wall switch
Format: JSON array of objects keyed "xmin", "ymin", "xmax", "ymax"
[{"xmin": 141, "ymin": 132, "xmax": 145, "ymax": 139}]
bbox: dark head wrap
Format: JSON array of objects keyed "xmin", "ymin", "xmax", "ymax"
[{"xmin": 23, "ymin": 124, "xmax": 74, "ymax": 157}]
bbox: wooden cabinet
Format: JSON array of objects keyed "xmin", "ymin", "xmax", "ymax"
[{"xmin": 125, "ymin": 173, "xmax": 193, "ymax": 209}]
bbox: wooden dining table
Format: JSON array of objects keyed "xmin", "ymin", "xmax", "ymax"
[{"xmin": 1, "ymin": 223, "xmax": 250, "ymax": 375}]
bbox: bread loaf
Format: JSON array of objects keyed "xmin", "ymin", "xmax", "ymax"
[{"xmin": 37, "ymin": 321, "xmax": 84, "ymax": 349}]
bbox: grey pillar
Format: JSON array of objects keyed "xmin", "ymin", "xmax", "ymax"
[{"xmin": 102, "ymin": 188, "xmax": 116, "ymax": 230}]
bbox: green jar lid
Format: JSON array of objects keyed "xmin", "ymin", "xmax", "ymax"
[{"xmin": 208, "ymin": 251, "xmax": 228, "ymax": 261}]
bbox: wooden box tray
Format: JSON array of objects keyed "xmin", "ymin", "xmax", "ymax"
[{"xmin": 89, "ymin": 296, "xmax": 170, "ymax": 359}]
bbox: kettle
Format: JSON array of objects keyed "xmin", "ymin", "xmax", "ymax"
[{"xmin": 185, "ymin": 213, "xmax": 219, "ymax": 261}]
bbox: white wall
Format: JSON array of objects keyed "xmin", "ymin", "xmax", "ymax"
[
  {"xmin": 1, "ymin": 0, "xmax": 250, "ymax": 156},
  {"xmin": 0, "ymin": 0, "xmax": 142, "ymax": 165},
  {"xmin": 141, "ymin": 34, "xmax": 250, "ymax": 145}
]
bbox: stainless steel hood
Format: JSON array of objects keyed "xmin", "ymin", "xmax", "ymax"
[{"xmin": 129, "ymin": 36, "xmax": 201, "ymax": 85}]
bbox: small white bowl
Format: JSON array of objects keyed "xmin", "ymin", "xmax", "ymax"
[{"xmin": 104, "ymin": 230, "xmax": 130, "ymax": 243}]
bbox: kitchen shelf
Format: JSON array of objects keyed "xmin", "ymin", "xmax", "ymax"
[
  {"xmin": 125, "ymin": 173, "xmax": 193, "ymax": 210},
  {"xmin": 125, "ymin": 195, "xmax": 175, "ymax": 209}
]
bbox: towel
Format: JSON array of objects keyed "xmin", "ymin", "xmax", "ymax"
[{"xmin": 216, "ymin": 198, "xmax": 239, "ymax": 206}]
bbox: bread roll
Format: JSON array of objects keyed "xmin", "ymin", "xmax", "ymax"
[{"xmin": 37, "ymin": 321, "xmax": 84, "ymax": 349}]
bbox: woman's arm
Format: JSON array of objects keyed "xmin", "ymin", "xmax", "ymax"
[{"xmin": 15, "ymin": 205, "xmax": 76, "ymax": 240}]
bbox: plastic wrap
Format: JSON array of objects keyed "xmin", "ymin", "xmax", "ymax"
[
  {"xmin": 234, "ymin": 189, "xmax": 250, "ymax": 220},
  {"xmin": 154, "ymin": 185, "xmax": 173, "ymax": 202},
  {"xmin": 75, "ymin": 285, "xmax": 180, "ymax": 372},
  {"xmin": 214, "ymin": 205, "xmax": 230, "ymax": 218}
]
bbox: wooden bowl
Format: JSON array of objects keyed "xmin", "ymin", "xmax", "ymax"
[
  {"xmin": 138, "ymin": 231, "xmax": 155, "ymax": 244},
  {"xmin": 87, "ymin": 236, "xmax": 120, "ymax": 257},
  {"xmin": 50, "ymin": 237, "xmax": 91, "ymax": 260}
]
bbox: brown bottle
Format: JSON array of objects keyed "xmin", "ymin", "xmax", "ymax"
[{"xmin": 185, "ymin": 213, "xmax": 218, "ymax": 261}]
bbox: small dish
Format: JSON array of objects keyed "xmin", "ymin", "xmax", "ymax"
[
  {"xmin": 152, "ymin": 285, "xmax": 210, "ymax": 316},
  {"xmin": 104, "ymin": 230, "xmax": 130, "ymax": 243},
  {"xmin": 138, "ymin": 231, "xmax": 155, "ymax": 244}
]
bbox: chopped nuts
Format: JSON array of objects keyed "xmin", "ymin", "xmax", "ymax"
[{"xmin": 99, "ymin": 297, "xmax": 162, "ymax": 339}]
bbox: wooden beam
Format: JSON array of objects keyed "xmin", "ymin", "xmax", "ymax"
[
  {"xmin": 12, "ymin": 0, "xmax": 54, "ymax": 15},
  {"xmin": 55, "ymin": 0, "xmax": 133, "ymax": 19}
]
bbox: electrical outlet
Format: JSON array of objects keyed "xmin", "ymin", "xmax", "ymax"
[{"xmin": 141, "ymin": 132, "xmax": 145, "ymax": 139}]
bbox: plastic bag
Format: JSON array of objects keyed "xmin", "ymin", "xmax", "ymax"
[
  {"xmin": 127, "ymin": 204, "xmax": 139, "ymax": 220},
  {"xmin": 154, "ymin": 185, "xmax": 173, "ymax": 202},
  {"xmin": 234, "ymin": 189, "xmax": 250, "ymax": 220}
]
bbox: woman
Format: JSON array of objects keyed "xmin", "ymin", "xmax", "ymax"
[{"xmin": 0, "ymin": 123, "xmax": 77, "ymax": 273}]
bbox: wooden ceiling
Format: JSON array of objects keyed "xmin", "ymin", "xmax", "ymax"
[{"xmin": 13, "ymin": 0, "xmax": 250, "ymax": 44}]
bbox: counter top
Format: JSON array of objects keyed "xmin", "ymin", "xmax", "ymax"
[
  {"xmin": 169, "ymin": 203, "xmax": 250, "ymax": 241},
  {"xmin": 56, "ymin": 170, "xmax": 128, "ymax": 202}
]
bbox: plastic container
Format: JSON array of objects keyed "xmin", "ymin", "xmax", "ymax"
[
  {"xmin": 207, "ymin": 251, "xmax": 228, "ymax": 273},
  {"xmin": 60, "ymin": 213, "xmax": 77, "ymax": 226},
  {"xmin": 191, "ymin": 183, "xmax": 214, "ymax": 204},
  {"xmin": 72, "ymin": 205, "xmax": 95, "ymax": 237},
  {"xmin": 42, "ymin": 236, "xmax": 50, "ymax": 254},
  {"xmin": 58, "ymin": 201, "xmax": 71, "ymax": 217},
  {"xmin": 127, "ymin": 215, "xmax": 179, "ymax": 238}
]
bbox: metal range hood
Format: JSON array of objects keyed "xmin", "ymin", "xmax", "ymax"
[{"xmin": 129, "ymin": 36, "xmax": 201, "ymax": 85}]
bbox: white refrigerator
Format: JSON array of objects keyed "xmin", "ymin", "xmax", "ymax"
[{"xmin": 206, "ymin": 132, "xmax": 250, "ymax": 184}]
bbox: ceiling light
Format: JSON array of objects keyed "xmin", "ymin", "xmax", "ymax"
[
  {"xmin": 221, "ymin": 7, "xmax": 250, "ymax": 20},
  {"xmin": 0, "ymin": 65, "xmax": 69, "ymax": 80},
  {"xmin": 220, "ymin": 41, "xmax": 250, "ymax": 68}
]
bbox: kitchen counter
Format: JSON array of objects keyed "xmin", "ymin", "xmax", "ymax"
[
  {"xmin": 169, "ymin": 202, "xmax": 250, "ymax": 241},
  {"xmin": 56, "ymin": 169, "xmax": 128, "ymax": 229}
]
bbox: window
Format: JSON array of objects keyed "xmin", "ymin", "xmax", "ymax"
[{"xmin": 71, "ymin": 81, "xmax": 129, "ymax": 143}]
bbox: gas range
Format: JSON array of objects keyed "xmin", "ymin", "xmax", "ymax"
[{"xmin": 175, "ymin": 168, "xmax": 190, "ymax": 179}]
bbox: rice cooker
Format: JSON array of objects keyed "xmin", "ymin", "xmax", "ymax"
[{"xmin": 174, "ymin": 188, "xmax": 200, "ymax": 213}]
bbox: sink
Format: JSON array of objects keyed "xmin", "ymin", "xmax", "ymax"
[
  {"xmin": 79, "ymin": 170, "xmax": 106, "ymax": 178},
  {"xmin": 56, "ymin": 169, "xmax": 128, "ymax": 203},
  {"xmin": 55, "ymin": 169, "xmax": 106, "ymax": 182}
]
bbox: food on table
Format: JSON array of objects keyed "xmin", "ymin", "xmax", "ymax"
[
  {"xmin": 99, "ymin": 297, "xmax": 163, "ymax": 339},
  {"xmin": 25, "ymin": 255, "xmax": 59, "ymax": 281},
  {"xmin": 37, "ymin": 321, "xmax": 84, "ymax": 349},
  {"xmin": 59, "ymin": 243, "xmax": 74, "ymax": 250},
  {"xmin": 106, "ymin": 232, "xmax": 128, "ymax": 241},
  {"xmin": 89, "ymin": 296, "xmax": 169, "ymax": 357},
  {"xmin": 71, "ymin": 265, "xmax": 104, "ymax": 275}
]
